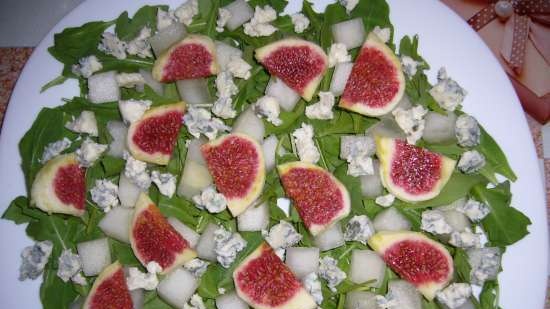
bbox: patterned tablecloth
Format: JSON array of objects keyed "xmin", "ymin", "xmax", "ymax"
[{"xmin": 0, "ymin": 47, "xmax": 549, "ymax": 307}]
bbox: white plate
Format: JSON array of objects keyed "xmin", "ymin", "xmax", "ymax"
[{"xmin": 0, "ymin": 0, "xmax": 546, "ymax": 308}]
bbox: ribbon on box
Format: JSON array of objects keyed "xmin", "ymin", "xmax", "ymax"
[{"xmin": 467, "ymin": 0, "xmax": 550, "ymax": 75}]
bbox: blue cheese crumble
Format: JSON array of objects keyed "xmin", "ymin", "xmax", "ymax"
[
  {"xmin": 292, "ymin": 123, "xmax": 320, "ymax": 164},
  {"xmin": 184, "ymin": 294, "xmax": 207, "ymax": 309},
  {"xmin": 375, "ymin": 193, "xmax": 395, "ymax": 207},
  {"xmin": 457, "ymin": 198, "xmax": 490, "ymax": 222},
  {"xmin": 123, "ymin": 151, "xmax": 151, "ymax": 190},
  {"xmin": 98, "ymin": 32, "xmax": 127, "ymax": 60},
  {"xmin": 118, "ymin": 99, "xmax": 152, "ymax": 124},
  {"xmin": 212, "ymin": 71, "xmax": 238, "ymax": 119},
  {"xmin": 184, "ymin": 258, "xmax": 210, "ymax": 278},
  {"xmin": 116, "ymin": 73, "xmax": 146, "ymax": 88},
  {"xmin": 76, "ymin": 138, "xmax": 108, "ymax": 167},
  {"xmin": 455, "ymin": 114, "xmax": 481, "ymax": 147},
  {"xmin": 327, "ymin": 43, "xmax": 351, "ymax": 68},
  {"xmin": 449, "ymin": 227, "xmax": 482, "ymax": 249},
  {"xmin": 421, "ymin": 209, "xmax": 453, "ymax": 235},
  {"xmin": 254, "ymin": 96, "xmax": 282, "ymax": 126},
  {"xmin": 71, "ymin": 55, "xmax": 102, "ymax": 78},
  {"xmin": 40, "ymin": 138, "xmax": 72, "ymax": 163},
  {"xmin": 392, "ymin": 105, "xmax": 428, "ymax": 145},
  {"xmin": 264, "ymin": 220, "xmax": 302, "ymax": 251},
  {"xmin": 19, "ymin": 241, "xmax": 53, "ymax": 281},
  {"xmin": 318, "ymin": 256, "xmax": 346, "ymax": 292},
  {"xmin": 302, "ymin": 273, "xmax": 323, "ymax": 305},
  {"xmin": 436, "ymin": 283, "xmax": 472, "ymax": 309},
  {"xmin": 243, "ymin": 5, "xmax": 278, "ymax": 37},
  {"xmin": 183, "ymin": 107, "xmax": 231, "ymax": 140},
  {"xmin": 306, "ymin": 91, "xmax": 335, "ymax": 120},
  {"xmin": 91, "ymin": 179, "xmax": 119, "ymax": 212},
  {"xmin": 216, "ymin": 8, "xmax": 232, "ymax": 32},
  {"xmin": 291, "ymin": 13, "xmax": 310, "ymax": 34},
  {"xmin": 401, "ymin": 55, "xmax": 420, "ymax": 77},
  {"xmin": 343, "ymin": 215, "xmax": 375, "ymax": 245},
  {"xmin": 174, "ymin": 0, "xmax": 199, "ymax": 26},
  {"xmin": 429, "ymin": 67, "xmax": 467, "ymax": 112},
  {"xmin": 126, "ymin": 261, "xmax": 161, "ymax": 290},
  {"xmin": 57, "ymin": 249, "xmax": 85, "ymax": 285},
  {"xmin": 458, "ymin": 150, "xmax": 486, "ymax": 174},
  {"xmin": 66, "ymin": 111, "xmax": 99, "ymax": 137},
  {"xmin": 126, "ymin": 27, "xmax": 153, "ymax": 59},
  {"xmin": 151, "ymin": 171, "xmax": 177, "ymax": 198},
  {"xmin": 467, "ymin": 247, "xmax": 501, "ymax": 285},
  {"xmin": 227, "ymin": 56, "xmax": 252, "ymax": 80},
  {"xmin": 192, "ymin": 186, "xmax": 227, "ymax": 213},
  {"xmin": 214, "ymin": 226, "xmax": 247, "ymax": 268}
]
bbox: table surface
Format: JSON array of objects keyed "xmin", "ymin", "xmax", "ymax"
[{"xmin": 0, "ymin": 44, "xmax": 549, "ymax": 306}]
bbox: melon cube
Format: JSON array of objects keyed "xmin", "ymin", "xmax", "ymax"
[
  {"xmin": 215, "ymin": 291, "xmax": 249, "ymax": 309},
  {"xmin": 330, "ymin": 62, "xmax": 353, "ymax": 96},
  {"xmin": 285, "ymin": 247, "xmax": 320, "ymax": 278},
  {"xmin": 388, "ymin": 280, "xmax": 422, "ymax": 309},
  {"xmin": 262, "ymin": 135, "xmax": 278, "ymax": 171},
  {"xmin": 177, "ymin": 161, "xmax": 213, "ymax": 199},
  {"xmin": 422, "ymin": 112, "xmax": 457, "ymax": 144},
  {"xmin": 98, "ymin": 207, "xmax": 132, "ymax": 243},
  {"xmin": 373, "ymin": 207, "xmax": 412, "ymax": 232},
  {"xmin": 106, "ymin": 121, "xmax": 128, "ymax": 158},
  {"xmin": 118, "ymin": 173, "xmax": 143, "ymax": 207},
  {"xmin": 139, "ymin": 69, "xmax": 164, "ymax": 95},
  {"xmin": 176, "ymin": 78, "xmax": 212, "ymax": 105},
  {"xmin": 345, "ymin": 291, "xmax": 378, "ymax": 309},
  {"xmin": 232, "ymin": 107, "xmax": 265, "ymax": 143},
  {"xmin": 442, "ymin": 209, "xmax": 470, "ymax": 232},
  {"xmin": 148, "ymin": 22, "xmax": 186, "ymax": 56},
  {"xmin": 130, "ymin": 289, "xmax": 144, "ymax": 309},
  {"xmin": 195, "ymin": 223, "xmax": 219, "ymax": 261},
  {"xmin": 313, "ymin": 222, "xmax": 345, "ymax": 251},
  {"xmin": 360, "ymin": 160, "xmax": 383, "ymax": 198},
  {"xmin": 216, "ymin": 41, "xmax": 244, "ymax": 71},
  {"xmin": 222, "ymin": 0, "xmax": 254, "ymax": 31},
  {"xmin": 237, "ymin": 202, "xmax": 269, "ymax": 232},
  {"xmin": 157, "ymin": 268, "xmax": 198, "ymax": 308},
  {"xmin": 186, "ymin": 138, "xmax": 207, "ymax": 164},
  {"xmin": 349, "ymin": 249, "xmax": 385, "ymax": 287},
  {"xmin": 77, "ymin": 238, "xmax": 111, "ymax": 276},
  {"xmin": 265, "ymin": 77, "xmax": 301, "ymax": 111},
  {"xmin": 167, "ymin": 217, "xmax": 200, "ymax": 248},
  {"xmin": 331, "ymin": 18, "xmax": 366, "ymax": 50},
  {"xmin": 88, "ymin": 71, "xmax": 120, "ymax": 104}
]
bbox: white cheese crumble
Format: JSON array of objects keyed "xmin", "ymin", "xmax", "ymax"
[
  {"xmin": 306, "ymin": 91, "xmax": 335, "ymax": 120},
  {"xmin": 192, "ymin": 185, "xmax": 228, "ymax": 213},
  {"xmin": 291, "ymin": 13, "xmax": 310, "ymax": 34},
  {"xmin": 375, "ymin": 193, "xmax": 395, "ymax": 207},
  {"xmin": 66, "ymin": 111, "xmax": 99, "ymax": 137},
  {"xmin": 216, "ymin": 8, "xmax": 232, "ymax": 32},
  {"xmin": 375, "ymin": 294, "xmax": 398, "ymax": 309},
  {"xmin": 116, "ymin": 73, "xmax": 145, "ymax": 88},
  {"xmin": 457, "ymin": 198, "xmax": 490, "ymax": 222},
  {"xmin": 157, "ymin": 8, "xmax": 177, "ymax": 31},
  {"xmin": 429, "ymin": 67, "xmax": 467, "ymax": 112},
  {"xmin": 183, "ymin": 107, "xmax": 231, "ymax": 140},
  {"xmin": 19, "ymin": 241, "xmax": 53, "ymax": 281},
  {"xmin": 455, "ymin": 114, "xmax": 481, "ymax": 147},
  {"xmin": 254, "ymin": 95, "xmax": 282, "ymax": 126},
  {"xmin": 243, "ymin": 5, "xmax": 278, "ymax": 37},
  {"xmin": 339, "ymin": 0, "xmax": 359, "ymax": 13},
  {"xmin": 126, "ymin": 261, "xmax": 161, "ymax": 291},
  {"xmin": 151, "ymin": 171, "xmax": 177, "ymax": 198},
  {"xmin": 126, "ymin": 27, "xmax": 153, "ymax": 58},
  {"xmin": 421, "ymin": 209, "xmax": 453, "ymax": 235},
  {"xmin": 123, "ymin": 151, "xmax": 151, "ymax": 190},
  {"xmin": 392, "ymin": 105, "xmax": 428, "ymax": 145},
  {"xmin": 76, "ymin": 138, "xmax": 108, "ymax": 167},
  {"xmin": 98, "ymin": 32, "xmax": 127, "ymax": 60},
  {"xmin": 118, "ymin": 99, "xmax": 152, "ymax": 124},
  {"xmin": 327, "ymin": 43, "xmax": 351, "ymax": 68},
  {"xmin": 214, "ymin": 226, "xmax": 247, "ymax": 268},
  {"xmin": 400, "ymin": 55, "xmax": 420, "ymax": 77},
  {"xmin": 292, "ymin": 123, "xmax": 320, "ymax": 164},
  {"xmin": 184, "ymin": 294, "xmax": 207, "ymax": 309},
  {"xmin": 436, "ymin": 283, "xmax": 472, "ymax": 309},
  {"xmin": 468, "ymin": 247, "xmax": 501, "ymax": 285},
  {"xmin": 343, "ymin": 215, "xmax": 375, "ymax": 245},
  {"xmin": 458, "ymin": 150, "xmax": 485, "ymax": 174},
  {"xmin": 71, "ymin": 55, "xmax": 103, "ymax": 78},
  {"xmin": 184, "ymin": 258, "xmax": 210, "ymax": 278},
  {"xmin": 227, "ymin": 55, "xmax": 252, "ymax": 80},
  {"xmin": 90, "ymin": 179, "xmax": 119, "ymax": 212},
  {"xmin": 212, "ymin": 71, "xmax": 238, "ymax": 119},
  {"xmin": 341, "ymin": 135, "xmax": 376, "ymax": 177},
  {"xmin": 302, "ymin": 273, "xmax": 323, "ymax": 305},
  {"xmin": 57, "ymin": 249, "xmax": 85, "ymax": 285},
  {"xmin": 40, "ymin": 138, "xmax": 72, "ymax": 163},
  {"xmin": 174, "ymin": 0, "xmax": 199, "ymax": 26},
  {"xmin": 372, "ymin": 26, "xmax": 391, "ymax": 43},
  {"xmin": 318, "ymin": 256, "xmax": 346, "ymax": 292},
  {"xmin": 218, "ymin": 288, "xmax": 226, "ymax": 295},
  {"xmin": 264, "ymin": 220, "xmax": 302, "ymax": 250}
]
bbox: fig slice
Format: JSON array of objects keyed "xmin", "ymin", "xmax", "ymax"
[
  {"xmin": 31, "ymin": 153, "xmax": 86, "ymax": 217},
  {"xmin": 152, "ymin": 34, "xmax": 219, "ymax": 82},
  {"xmin": 201, "ymin": 133, "xmax": 265, "ymax": 216},
  {"xmin": 255, "ymin": 38, "xmax": 328, "ymax": 101},
  {"xmin": 233, "ymin": 242, "xmax": 317, "ymax": 309},
  {"xmin": 127, "ymin": 102, "xmax": 186, "ymax": 165},
  {"xmin": 376, "ymin": 136, "xmax": 456, "ymax": 202},
  {"xmin": 368, "ymin": 231, "xmax": 454, "ymax": 300},
  {"xmin": 129, "ymin": 193, "xmax": 197, "ymax": 274},
  {"xmin": 339, "ymin": 33, "xmax": 405, "ymax": 116},
  {"xmin": 278, "ymin": 162, "xmax": 350, "ymax": 236},
  {"xmin": 82, "ymin": 261, "xmax": 133, "ymax": 309}
]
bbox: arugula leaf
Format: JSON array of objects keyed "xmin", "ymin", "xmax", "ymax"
[
  {"xmin": 115, "ymin": 5, "xmax": 166, "ymax": 41},
  {"xmin": 476, "ymin": 127, "xmax": 517, "ymax": 181},
  {"xmin": 478, "ymin": 280, "xmax": 502, "ymax": 309},
  {"xmin": 2, "ymin": 196, "xmax": 34, "ymax": 225},
  {"xmin": 472, "ymin": 183, "xmax": 531, "ymax": 247},
  {"xmin": 454, "ymin": 248, "xmax": 472, "ymax": 282},
  {"xmin": 40, "ymin": 267, "xmax": 79, "ymax": 309},
  {"xmin": 333, "ymin": 164, "xmax": 366, "ymax": 215}
]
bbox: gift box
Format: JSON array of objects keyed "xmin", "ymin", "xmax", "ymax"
[{"xmin": 441, "ymin": 0, "xmax": 550, "ymax": 124}]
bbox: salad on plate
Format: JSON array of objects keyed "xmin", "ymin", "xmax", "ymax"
[{"xmin": 2, "ymin": 0, "xmax": 532, "ymax": 308}]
